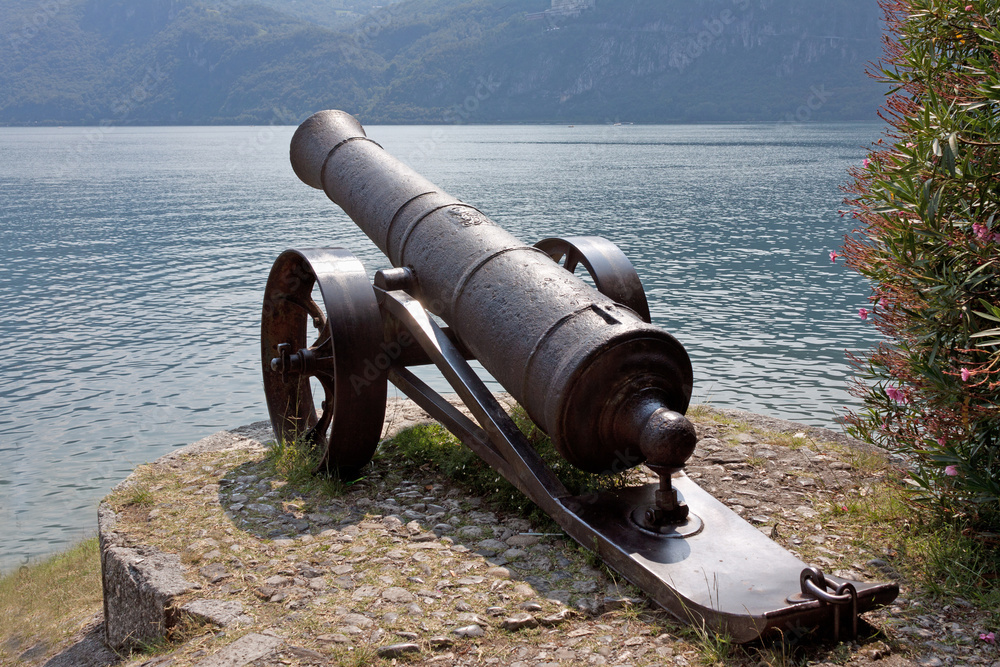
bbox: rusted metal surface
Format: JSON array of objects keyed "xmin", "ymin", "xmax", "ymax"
[{"xmin": 261, "ymin": 109, "xmax": 899, "ymax": 642}]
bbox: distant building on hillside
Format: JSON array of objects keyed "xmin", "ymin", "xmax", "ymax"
[
  {"xmin": 550, "ymin": 0, "xmax": 595, "ymax": 14},
  {"xmin": 527, "ymin": 0, "xmax": 595, "ymax": 20}
]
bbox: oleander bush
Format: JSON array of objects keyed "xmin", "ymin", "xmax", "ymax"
[{"xmin": 842, "ymin": 0, "xmax": 1000, "ymax": 529}]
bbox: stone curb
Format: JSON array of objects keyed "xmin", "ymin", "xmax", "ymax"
[
  {"xmin": 99, "ymin": 504, "xmax": 197, "ymax": 649},
  {"xmin": 99, "ymin": 426, "xmax": 273, "ymax": 650}
]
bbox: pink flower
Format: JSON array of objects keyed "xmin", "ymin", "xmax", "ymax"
[
  {"xmin": 973, "ymin": 223, "xmax": 987, "ymax": 239},
  {"xmin": 859, "ymin": 308, "xmax": 869, "ymax": 320},
  {"xmin": 885, "ymin": 386, "xmax": 908, "ymax": 403},
  {"xmin": 937, "ymin": 436, "xmax": 947, "ymax": 446},
  {"xmin": 829, "ymin": 250, "xmax": 839, "ymax": 262},
  {"xmin": 981, "ymin": 632, "xmax": 996, "ymax": 644},
  {"xmin": 966, "ymin": 5, "xmax": 974, "ymax": 10},
  {"xmin": 945, "ymin": 465, "xmax": 958, "ymax": 476},
  {"xmin": 961, "ymin": 367, "xmax": 971, "ymax": 382},
  {"xmin": 862, "ymin": 158, "xmax": 871, "ymax": 167},
  {"xmin": 879, "ymin": 298, "xmax": 888, "ymax": 308}
]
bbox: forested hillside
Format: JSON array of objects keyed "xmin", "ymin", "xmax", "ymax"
[{"xmin": 0, "ymin": 0, "xmax": 885, "ymax": 124}]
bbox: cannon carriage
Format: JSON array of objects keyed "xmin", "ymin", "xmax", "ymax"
[{"xmin": 260, "ymin": 110, "xmax": 897, "ymax": 642}]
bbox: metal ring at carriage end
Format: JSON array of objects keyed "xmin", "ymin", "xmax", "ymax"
[
  {"xmin": 261, "ymin": 247, "xmax": 387, "ymax": 477},
  {"xmin": 788, "ymin": 566, "xmax": 860, "ymax": 641}
]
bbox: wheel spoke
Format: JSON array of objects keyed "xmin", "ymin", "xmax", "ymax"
[
  {"xmin": 301, "ymin": 376, "xmax": 335, "ymax": 449},
  {"xmin": 312, "ymin": 333, "xmax": 333, "ymax": 354},
  {"xmin": 284, "ymin": 295, "xmax": 328, "ymax": 332}
]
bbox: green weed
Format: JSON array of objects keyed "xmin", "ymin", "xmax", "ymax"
[
  {"xmin": 107, "ymin": 467, "xmax": 156, "ymax": 508},
  {"xmin": 0, "ymin": 538, "xmax": 103, "ymax": 664},
  {"xmin": 386, "ymin": 405, "xmax": 641, "ymax": 522},
  {"xmin": 264, "ymin": 436, "xmax": 355, "ymax": 497}
]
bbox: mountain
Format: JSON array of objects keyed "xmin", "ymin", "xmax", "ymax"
[
  {"xmin": 0, "ymin": 0, "xmax": 887, "ymax": 125},
  {"xmin": 204, "ymin": 0, "xmax": 404, "ymax": 29}
]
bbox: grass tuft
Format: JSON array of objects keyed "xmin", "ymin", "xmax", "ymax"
[
  {"xmin": 0, "ymin": 538, "xmax": 103, "ymax": 664},
  {"xmin": 264, "ymin": 436, "xmax": 355, "ymax": 497},
  {"xmin": 848, "ymin": 448, "xmax": 891, "ymax": 474},
  {"xmin": 757, "ymin": 430, "xmax": 810, "ymax": 450},
  {"xmin": 327, "ymin": 644, "xmax": 379, "ymax": 666},
  {"xmin": 386, "ymin": 405, "xmax": 642, "ymax": 523},
  {"xmin": 107, "ymin": 465, "xmax": 156, "ymax": 508},
  {"xmin": 680, "ymin": 618, "xmax": 733, "ymax": 666},
  {"xmin": 825, "ymin": 469, "xmax": 1000, "ymax": 619}
]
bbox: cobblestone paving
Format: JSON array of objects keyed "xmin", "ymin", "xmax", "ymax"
[{"xmin": 79, "ymin": 399, "xmax": 1000, "ymax": 667}]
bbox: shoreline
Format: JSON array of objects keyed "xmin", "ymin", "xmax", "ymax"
[
  {"xmin": 1, "ymin": 398, "xmax": 865, "ymax": 568},
  {"xmin": 0, "ymin": 401, "xmax": 864, "ymax": 580}
]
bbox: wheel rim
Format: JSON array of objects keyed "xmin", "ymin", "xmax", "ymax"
[
  {"xmin": 534, "ymin": 235, "xmax": 652, "ymax": 323},
  {"xmin": 261, "ymin": 248, "xmax": 387, "ymax": 476}
]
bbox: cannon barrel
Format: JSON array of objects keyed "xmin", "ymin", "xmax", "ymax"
[{"xmin": 290, "ymin": 110, "xmax": 694, "ymax": 474}]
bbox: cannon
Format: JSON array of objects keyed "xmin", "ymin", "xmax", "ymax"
[{"xmin": 261, "ymin": 110, "xmax": 897, "ymax": 642}]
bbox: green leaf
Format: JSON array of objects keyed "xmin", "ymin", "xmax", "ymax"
[
  {"xmin": 975, "ymin": 301, "xmax": 1000, "ymax": 322},
  {"xmin": 970, "ymin": 327, "xmax": 1000, "ymax": 338}
]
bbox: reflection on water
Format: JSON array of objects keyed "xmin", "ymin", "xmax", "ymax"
[{"xmin": 0, "ymin": 122, "xmax": 881, "ymax": 572}]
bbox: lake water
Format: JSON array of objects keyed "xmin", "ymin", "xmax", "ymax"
[{"xmin": 0, "ymin": 122, "xmax": 882, "ymax": 573}]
